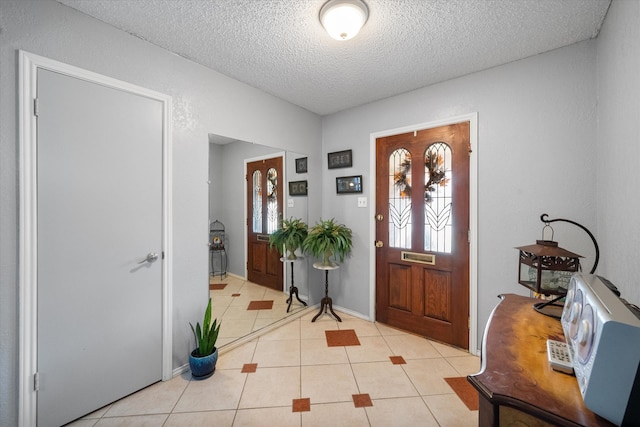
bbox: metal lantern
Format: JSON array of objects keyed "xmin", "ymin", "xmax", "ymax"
[
  {"xmin": 516, "ymin": 239, "xmax": 582, "ymax": 296},
  {"xmin": 516, "ymin": 214, "xmax": 599, "ymax": 317}
]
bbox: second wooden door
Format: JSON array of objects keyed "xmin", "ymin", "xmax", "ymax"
[{"xmin": 246, "ymin": 157, "xmax": 284, "ymax": 290}]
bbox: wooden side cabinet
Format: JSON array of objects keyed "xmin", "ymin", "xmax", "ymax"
[{"xmin": 467, "ymin": 294, "xmax": 615, "ymax": 427}]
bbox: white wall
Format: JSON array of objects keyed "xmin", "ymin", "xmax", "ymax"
[
  {"xmin": 596, "ymin": 0, "xmax": 640, "ymax": 304},
  {"xmin": 0, "ymin": 1, "xmax": 321, "ymax": 425},
  {"xmin": 321, "ymin": 40, "xmax": 600, "ymax": 348}
]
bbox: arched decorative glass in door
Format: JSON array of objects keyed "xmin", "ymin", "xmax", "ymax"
[
  {"xmin": 388, "ymin": 148, "xmax": 412, "ymax": 249},
  {"xmin": 266, "ymin": 167, "xmax": 278, "ymax": 234},
  {"xmin": 423, "ymin": 142, "xmax": 452, "ymax": 253},
  {"xmin": 387, "ymin": 143, "xmax": 453, "ymax": 253},
  {"xmin": 252, "ymin": 170, "xmax": 262, "ymax": 233}
]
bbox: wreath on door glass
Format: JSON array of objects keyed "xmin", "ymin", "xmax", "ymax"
[
  {"xmin": 394, "ymin": 152, "xmax": 448, "ymax": 203},
  {"xmin": 266, "ymin": 169, "xmax": 278, "ymax": 201}
]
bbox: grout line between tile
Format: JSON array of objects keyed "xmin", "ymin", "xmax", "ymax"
[{"xmin": 92, "ymin": 296, "xmax": 479, "ymax": 426}]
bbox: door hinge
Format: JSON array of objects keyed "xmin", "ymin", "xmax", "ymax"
[
  {"xmin": 34, "ymin": 372, "xmax": 40, "ymax": 391},
  {"xmin": 468, "ymin": 317, "xmax": 471, "ymax": 329},
  {"xmin": 33, "ymin": 98, "xmax": 40, "ymax": 117},
  {"xmin": 162, "ymin": 251, "xmax": 165, "ymax": 260},
  {"xmin": 468, "ymin": 230, "xmax": 471, "ymax": 243}
]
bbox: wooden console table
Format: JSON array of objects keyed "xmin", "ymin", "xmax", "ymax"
[{"xmin": 467, "ymin": 294, "xmax": 614, "ymax": 427}]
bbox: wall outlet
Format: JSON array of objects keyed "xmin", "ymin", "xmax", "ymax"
[{"xmin": 357, "ymin": 197, "xmax": 367, "ymax": 208}]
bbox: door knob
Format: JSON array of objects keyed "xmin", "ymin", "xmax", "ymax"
[
  {"xmin": 376, "ymin": 214, "xmax": 384, "ymax": 222},
  {"xmin": 375, "ymin": 241, "xmax": 383, "ymax": 248},
  {"xmin": 138, "ymin": 252, "xmax": 159, "ymax": 264}
]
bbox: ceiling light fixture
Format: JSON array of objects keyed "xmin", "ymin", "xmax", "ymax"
[{"xmin": 320, "ymin": 0, "xmax": 369, "ymax": 41}]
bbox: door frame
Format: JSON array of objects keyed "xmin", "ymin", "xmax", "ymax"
[
  {"xmin": 368, "ymin": 113, "xmax": 478, "ymax": 354},
  {"xmin": 243, "ymin": 151, "xmax": 286, "ymax": 288},
  {"xmin": 18, "ymin": 51, "xmax": 173, "ymax": 426}
]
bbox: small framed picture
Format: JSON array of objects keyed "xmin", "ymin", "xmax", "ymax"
[
  {"xmin": 336, "ymin": 175, "xmax": 363, "ymax": 194},
  {"xmin": 328, "ymin": 149, "xmax": 352, "ymax": 169},
  {"xmin": 288, "ymin": 180, "xmax": 308, "ymax": 196},
  {"xmin": 295, "ymin": 157, "xmax": 308, "ymax": 173}
]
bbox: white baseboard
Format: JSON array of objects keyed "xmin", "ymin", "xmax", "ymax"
[{"xmin": 331, "ymin": 304, "xmax": 372, "ymax": 321}]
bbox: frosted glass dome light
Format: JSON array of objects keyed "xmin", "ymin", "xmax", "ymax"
[{"xmin": 320, "ymin": 0, "xmax": 369, "ymax": 41}]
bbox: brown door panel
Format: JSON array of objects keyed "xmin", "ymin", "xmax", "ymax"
[
  {"xmin": 388, "ymin": 263, "xmax": 413, "ymax": 311},
  {"xmin": 375, "ymin": 122, "xmax": 470, "ymax": 349},
  {"xmin": 246, "ymin": 157, "xmax": 284, "ymax": 290},
  {"xmin": 250, "ymin": 242, "xmax": 267, "ymax": 273}
]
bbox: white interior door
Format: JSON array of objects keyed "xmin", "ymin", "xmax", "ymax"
[{"xmin": 36, "ymin": 68, "xmax": 163, "ymax": 426}]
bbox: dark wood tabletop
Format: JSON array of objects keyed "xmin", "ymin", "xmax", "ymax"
[{"xmin": 467, "ymin": 293, "xmax": 615, "ymax": 427}]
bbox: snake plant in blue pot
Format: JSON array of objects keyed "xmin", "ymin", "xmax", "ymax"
[{"xmin": 189, "ymin": 298, "xmax": 221, "ymax": 379}]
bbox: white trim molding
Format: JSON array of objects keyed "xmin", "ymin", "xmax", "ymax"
[
  {"xmin": 18, "ymin": 50, "xmax": 174, "ymax": 426},
  {"xmin": 368, "ymin": 113, "xmax": 479, "ymax": 354}
]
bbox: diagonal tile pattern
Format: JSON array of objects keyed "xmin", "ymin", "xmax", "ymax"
[
  {"xmin": 247, "ymin": 300, "xmax": 274, "ymax": 310},
  {"xmin": 445, "ymin": 376, "xmax": 480, "ymax": 411},
  {"xmin": 325, "ymin": 329, "xmax": 360, "ymax": 346},
  {"xmin": 352, "ymin": 393, "xmax": 373, "ymax": 408},
  {"xmin": 210, "ymin": 275, "xmax": 308, "ymax": 347},
  {"xmin": 70, "ymin": 277, "xmax": 480, "ymax": 427}
]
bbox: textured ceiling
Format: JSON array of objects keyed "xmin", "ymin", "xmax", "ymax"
[{"xmin": 56, "ymin": 0, "xmax": 611, "ymax": 116}]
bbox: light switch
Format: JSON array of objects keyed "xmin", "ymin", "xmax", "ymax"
[
  {"xmin": 357, "ymin": 197, "xmax": 367, "ymax": 208},
  {"xmin": 287, "ymin": 198, "xmax": 294, "ymax": 208}
]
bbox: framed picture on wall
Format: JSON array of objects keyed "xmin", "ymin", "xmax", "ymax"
[
  {"xmin": 295, "ymin": 157, "xmax": 308, "ymax": 173},
  {"xmin": 336, "ymin": 175, "xmax": 362, "ymax": 194},
  {"xmin": 328, "ymin": 149, "xmax": 352, "ymax": 169},
  {"xmin": 289, "ymin": 180, "xmax": 308, "ymax": 196}
]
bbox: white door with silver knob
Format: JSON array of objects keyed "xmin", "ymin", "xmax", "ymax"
[
  {"xmin": 139, "ymin": 252, "xmax": 160, "ymax": 264},
  {"xmin": 37, "ymin": 67, "xmax": 164, "ymax": 427}
]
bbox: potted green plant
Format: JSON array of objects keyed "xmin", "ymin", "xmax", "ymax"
[
  {"xmin": 269, "ymin": 217, "xmax": 308, "ymax": 260},
  {"xmin": 302, "ymin": 218, "xmax": 353, "ymax": 266},
  {"xmin": 189, "ymin": 298, "xmax": 221, "ymax": 379}
]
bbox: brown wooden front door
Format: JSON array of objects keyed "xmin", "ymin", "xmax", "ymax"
[
  {"xmin": 246, "ymin": 157, "xmax": 284, "ymax": 290},
  {"xmin": 375, "ymin": 122, "xmax": 470, "ymax": 349}
]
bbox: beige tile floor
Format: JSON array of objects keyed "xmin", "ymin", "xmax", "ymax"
[
  {"xmin": 210, "ymin": 275, "xmax": 309, "ymax": 348},
  {"xmin": 70, "ymin": 277, "xmax": 480, "ymax": 427}
]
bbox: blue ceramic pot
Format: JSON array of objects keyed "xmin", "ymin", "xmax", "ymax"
[{"xmin": 189, "ymin": 347, "xmax": 218, "ymax": 379}]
